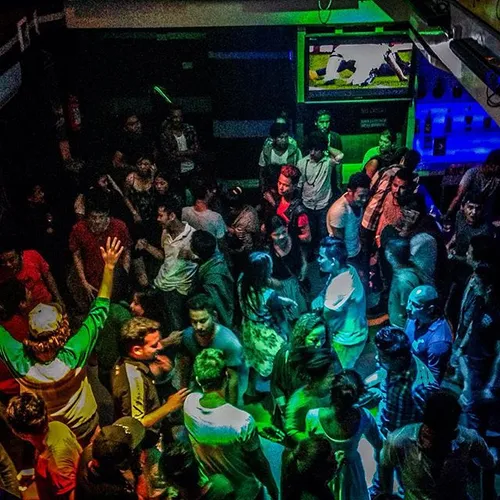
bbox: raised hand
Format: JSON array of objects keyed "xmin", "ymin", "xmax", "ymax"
[{"xmin": 100, "ymin": 237, "xmax": 124, "ymax": 269}]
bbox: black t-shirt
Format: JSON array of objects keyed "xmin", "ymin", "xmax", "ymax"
[
  {"xmin": 271, "ymin": 242, "xmax": 303, "ymax": 280},
  {"xmin": 75, "ymin": 447, "xmax": 138, "ymax": 500},
  {"xmin": 466, "ymin": 302, "xmax": 500, "ymax": 360}
]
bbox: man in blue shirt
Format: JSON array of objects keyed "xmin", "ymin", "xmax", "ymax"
[
  {"xmin": 176, "ymin": 294, "xmax": 245, "ymax": 406},
  {"xmin": 405, "ymin": 285, "xmax": 452, "ymax": 383}
]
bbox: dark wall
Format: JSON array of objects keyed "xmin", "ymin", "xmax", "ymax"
[{"xmin": 70, "ymin": 26, "xmax": 297, "ymax": 178}]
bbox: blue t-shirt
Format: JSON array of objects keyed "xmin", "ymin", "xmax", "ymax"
[{"xmin": 405, "ymin": 317, "xmax": 452, "ymax": 383}]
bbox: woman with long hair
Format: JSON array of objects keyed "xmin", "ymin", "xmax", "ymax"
[
  {"xmin": 305, "ymin": 370, "xmax": 384, "ymax": 500},
  {"xmin": 238, "ymin": 251, "xmax": 296, "ymax": 402}
]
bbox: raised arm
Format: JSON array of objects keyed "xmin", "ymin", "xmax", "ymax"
[{"xmin": 98, "ymin": 237, "xmax": 124, "ymax": 299}]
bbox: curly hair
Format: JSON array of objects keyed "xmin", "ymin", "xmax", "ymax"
[
  {"xmin": 23, "ymin": 314, "xmax": 71, "ymax": 359},
  {"xmin": 6, "ymin": 392, "xmax": 48, "ymax": 436},
  {"xmin": 290, "ymin": 313, "xmax": 324, "ymax": 350}
]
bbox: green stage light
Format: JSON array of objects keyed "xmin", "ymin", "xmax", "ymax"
[{"xmin": 153, "ymin": 86, "xmax": 172, "ymax": 103}]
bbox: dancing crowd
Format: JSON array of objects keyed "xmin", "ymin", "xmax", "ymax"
[{"xmin": 0, "ymin": 105, "xmax": 500, "ymax": 499}]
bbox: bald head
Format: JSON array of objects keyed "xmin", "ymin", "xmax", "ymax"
[{"xmin": 407, "ymin": 285, "xmax": 440, "ymax": 325}]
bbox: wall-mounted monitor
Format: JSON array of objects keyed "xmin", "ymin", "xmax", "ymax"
[{"xmin": 298, "ymin": 32, "xmax": 415, "ymax": 102}]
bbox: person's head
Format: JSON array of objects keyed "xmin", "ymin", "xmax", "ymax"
[
  {"xmin": 154, "ymin": 174, "xmax": 169, "ymax": 195},
  {"xmin": 135, "ymin": 154, "xmax": 156, "ymax": 179},
  {"xmin": 378, "ymin": 129, "xmax": 397, "ymax": 154},
  {"xmin": 406, "ymin": 285, "xmax": 440, "ymax": 325},
  {"xmin": 346, "ymin": 172, "xmax": 370, "ymax": 208},
  {"xmin": 401, "ymin": 149, "xmax": 421, "ymax": 172},
  {"xmin": 330, "ymin": 369, "xmax": 366, "ymax": 414},
  {"xmin": 307, "ymin": 131, "xmax": 329, "ymax": 161},
  {"xmin": 374, "ymin": 326, "xmax": 412, "ymax": 371},
  {"xmin": 191, "ymin": 230, "xmax": 217, "ymax": 263},
  {"xmin": 194, "ymin": 348, "xmax": 227, "ymax": 392},
  {"xmin": 0, "ymin": 235, "xmax": 23, "ymax": 275},
  {"xmin": 298, "ymin": 347, "xmax": 336, "ymax": 387},
  {"xmin": 25, "ymin": 303, "xmax": 71, "ymax": 363},
  {"xmin": 391, "ymin": 168, "xmax": 414, "ymax": 201},
  {"xmin": 122, "ymin": 112, "xmax": 142, "ymax": 136},
  {"xmin": 482, "ymin": 149, "xmax": 500, "ymax": 177},
  {"xmin": 474, "ymin": 263, "xmax": 500, "ymax": 303},
  {"xmin": 318, "ymin": 236, "xmax": 348, "ymax": 275},
  {"xmin": 398, "ymin": 194, "xmax": 426, "ymax": 233},
  {"xmin": 285, "ymin": 437, "xmax": 338, "ymax": 493},
  {"xmin": 461, "ymin": 191, "xmax": 485, "ymax": 225},
  {"xmin": 6, "ymin": 392, "xmax": 48, "ymax": 441},
  {"xmin": 160, "ymin": 442, "xmax": 235, "ymax": 497},
  {"xmin": 92, "ymin": 417, "xmax": 145, "ymax": 471},
  {"xmin": 129, "ymin": 289, "xmax": 164, "ymax": 323},
  {"xmin": 277, "ymin": 165, "xmax": 300, "ymax": 197},
  {"xmin": 168, "ymin": 104, "xmax": 184, "ymax": 128},
  {"xmin": 223, "ymin": 186, "xmax": 245, "ymax": 210},
  {"xmin": 315, "ymin": 109, "xmax": 332, "ymax": 134},
  {"xmin": 0, "ymin": 279, "xmax": 30, "ymax": 321},
  {"xmin": 190, "ymin": 177, "xmax": 217, "ymax": 204},
  {"xmin": 269, "ymin": 122, "xmax": 289, "ymax": 151},
  {"xmin": 157, "ymin": 193, "xmax": 183, "ymax": 229},
  {"xmin": 467, "ymin": 235, "xmax": 497, "ymax": 268},
  {"xmin": 86, "ymin": 191, "xmax": 111, "ymax": 234},
  {"xmin": 385, "ymin": 238, "xmax": 412, "ymax": 269},
  {"xmin": 266, "ymin": 215, "xmax": 290, "ymax": 247},
  {"xmin": 420, "ymin": 389, "xmax": 461, "ymax": 456},
  {"xmin": 290, "ymin": 313, "xmax": 326, "ymax": 350},
  {"xmin": 187, "ymin": 294, "xmax": 217, "ymax": 346},
  {"xmin": 242, "ymin": 252, "xmax": 273, "ymax": 292},
  {"xmin": 120, "ymin": 317, "xmax": 162, "ymax": 361}
]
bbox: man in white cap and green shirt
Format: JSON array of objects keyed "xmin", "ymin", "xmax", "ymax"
[{"xmin": 0, "ymin": 237, "xmax": 124, "ymax": 446}]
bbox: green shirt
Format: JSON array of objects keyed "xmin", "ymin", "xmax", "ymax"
[{"xmin": 0, "ymin": 298, "xmax": 110, "ymax": 431}]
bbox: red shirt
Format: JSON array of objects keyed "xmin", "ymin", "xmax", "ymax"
[
  {"xmin": 0, "ymin": 249, "xmax": 52, "ymax": 306},
  {"xmin": 0, "ymin": 314, "xmax": 28, "ymax": 395},
  {"xmin": 69, "ymin": 218, "xmax": 131, "ymax": 288}
]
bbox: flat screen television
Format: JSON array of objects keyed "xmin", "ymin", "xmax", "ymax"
[{"xmin": 301, "ymin": 33, "xmax": 415, "ymax": 102}]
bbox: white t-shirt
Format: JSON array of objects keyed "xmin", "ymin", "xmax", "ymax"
[
  {"xmin": 154, "ymin": 223, "xmax": 198, "ymax": 295},
  {"xmin": 181, "ymin": 206, "xmax": 227, "ymax": 239},
  {"xmin": 326, "ymin": 194, "xmax": 362, "ymax": 257},
  {"xmin": 258, "ymin": 148, "xmax": 289, "ymax": 167},
  {"xmin": 183, "ymin": 393, "xmax": 262, "ymax": 499},
  {"xmin": 323, "ymin": 265, "xmax": 367, "ymax": 345},
  {"xmin": 175, "ymin": 133, "xmax": 195, "ymax": 173},
  {"xmin": 297, "ymin": 155, "xmax": 333, "ymax": 210}
]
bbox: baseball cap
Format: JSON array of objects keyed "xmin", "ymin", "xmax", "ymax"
[
  {"xmin": 28, "ymin": 303, "xmax": 63, "ymax": 338},
  {"xmin": 92, "ymin": 417, "xmax": 145, "ymax": 466}
]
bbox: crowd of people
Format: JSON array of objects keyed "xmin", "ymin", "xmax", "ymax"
[{"xmin": 0, "ymin": 104, "xmax": 500, "ymax": 499}]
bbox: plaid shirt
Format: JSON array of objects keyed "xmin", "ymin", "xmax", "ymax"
[
  {"xmin": 159, "ymin": 122, "xmax": 199, "ymax": 161},
  {"xmin": 379, "ymin": 355, "xmax": 437, "ymax": 433}
]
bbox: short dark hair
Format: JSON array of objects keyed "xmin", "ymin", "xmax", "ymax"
[
  {"xmin": 6, "ymin": 393, "xmax": 48, "ymax": 436},
  {"xmin": 223, "ymin": 185, "xmax": 244, "ymax": 208},
  {"xmin": 121, "ymin": 317, "xmax": 161, "ymax": 354},
  {"xmin": 169, "ymin": 103, "xmax": 183, "ymax": 115},
  {"xmin": 265, "ymin": 215, "xmax": 287, "ymax": 235},
  {"xmin": 307, "ymin": 130, "xmax": 329, "ymax": 152},
  {"xmin": 374, "ymin": 326, "xmax": 411, "ymax": 359},
  {"xmin": 186, "ymin": 294, "xmax": 216, "ymax": 314},
  {"xmin": 280, "ymin": 165, "xmax": 301, "ymax": 185},
  {"xmin": 402, "ymin": 149, "xmax": 421, "ymax": 171},
  {"xmin": 462, "ymin": 190, "xmax": 486, "ymax": 206},
  {"xmin": 190, "ymin": 177, "xmax": 216, "ymax": 202},
  {"xmin": 347, "ymin": 172, "xmax": 370, "ymax": 191},
  {"xmin": 319, "ymin": 236, "xmax": 348, "ymax": 268},
  {"xmin": 269, "ymin": 122, "xmax": 288, "ymax": 139},
  {"xmin": 86, "ymin": 190, "xmax": 111, "ymax": 215},
  {"xmin": 315, "ymin": 109, "xmax": 331, "ymax": 121},
  {"xmin": 469, "ymin": 235, "xmax": 497, "ymax": 265},
  {"xmin": 485, "ymin": 149, "xmax": 500, "ymax": 167},
  {"xmin": 0, "ymin": 279, "xmax": 27, "ymax": 321},
  {"xmin": 131, "ymin": 289, "xmax": 164, "ymax": 323},
  {"xmin": 194, "ymin": 348, "xmax": 226, "ymax": 391},
  {"xmin": 191, "ymin": 230, "xmax": 217, "ymax": 262},
  {"xmin": 394, "ymin": 168, "xmax": 415, "ymax": 184},
  {"xmin": 385, "ymin": 238, "xmax": 411, "ymax": 266},
  {"xmin": 423, "ymin": 389, "xmax": 461, "ymax": 433},
  {"xmin": 157, "ymin": 192, "xmax": 183, "ymax": 220}
]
